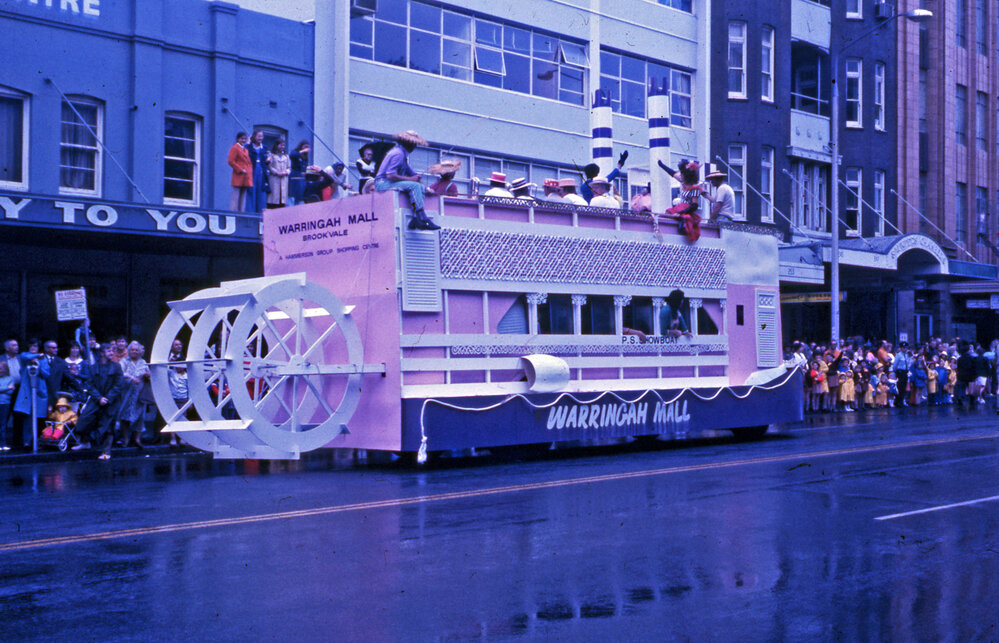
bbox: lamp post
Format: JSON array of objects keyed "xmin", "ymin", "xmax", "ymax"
[{"xmin": 829, "ymin": 8, "xmax": 932, "ymax": 344}]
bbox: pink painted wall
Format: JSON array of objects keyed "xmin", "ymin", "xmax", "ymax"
[{"xmin": 262, "ymin": 191, "xmax": 403, "ymax": 450}]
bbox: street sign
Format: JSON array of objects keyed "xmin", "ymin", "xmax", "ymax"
[
  {"xmin": 780, "ymin": 292, "xmax": 847, "ymax": 304},
  {"xmin": 55, "ymin": 288, "xmax": 88, "ymax": 321}
]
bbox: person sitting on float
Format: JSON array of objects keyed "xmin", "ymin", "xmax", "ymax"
[
  {"xmin": 427, "ymin": 158, "xmax": 462, "ymax": 197},
  {"xmin": 510, "ymin": 177, "xmax": 536, "ymax": 201},
  {"xmin": 541, "ymin": 178, "xmax": 564, "ymax": 202},
  {"xmin": 580, "ymin": 151, "xmax": 628, "ymax": 202},
  {"xmin": 373, "ymin": 130, "xmax": 441, "ymax": 231},
  {"xmin": 484, "ymin": 172, "xmax": 514, "ymax": 198},
  {"xmin": 657, "ymin": 159, "xmax": 704, "ymax": 242},
  {"xmin": 558, "ymin": 178, "xmax": 588, "ymax": 205},
  {"xmin": 588, "ymin": 176, "xmax": 620, "ymax": 208},
  {"xmin": 660, "ymin": 289, "xmax": 693, "ymax": 338}
]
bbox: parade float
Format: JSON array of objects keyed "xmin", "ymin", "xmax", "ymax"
[
  {"xmin": 147, "ymin": 188, "xmax": 803, "ymax": 460},
  {"xmin": 148, "ymin": 86, "xmax": 802, "ymax": 461}
]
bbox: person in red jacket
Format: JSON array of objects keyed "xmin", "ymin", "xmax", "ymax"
[{"xmin": 228, "ymin": 131, "xmax": 252, "ymax": 212}]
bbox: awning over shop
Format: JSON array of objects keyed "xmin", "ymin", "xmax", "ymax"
[{"xmin": 778, "ymin": 233, "xmax": 998, "ymax": 284}]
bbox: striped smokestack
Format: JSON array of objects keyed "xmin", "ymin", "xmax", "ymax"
[
  {"xmin": 647, "ymin": 76, "xmax": 670, "ymax": 214},
  {"xmin": 590, "ymin": 89, "xmax": 614, "ymax": 178}
]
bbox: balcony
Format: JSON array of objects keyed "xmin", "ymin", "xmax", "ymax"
[
  {"xmin": 791, "ymin": 0, "xmax": 831, "ymax": 49},
  {"xmin": 789, "ymin": 109, "xmax": 831, "ymax": 161}
]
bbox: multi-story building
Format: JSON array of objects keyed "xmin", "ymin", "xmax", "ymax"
[
  {"xmin": 0, "ymin": 0, "xmax": 314, "ymax": 342},
  {"xmin": 713, "ymin": 0, "xmax": 995, "ymax": 344},
  {"xmin": 897, "ymin": 0, "xmax": 999, "ymax": 342}
]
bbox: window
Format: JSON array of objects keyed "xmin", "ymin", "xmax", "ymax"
[
  {"xmin": 163, "ymin": 114, "xmax": 200, "ymax": 206},
  {"xmin": 844, "ymin": 168, "xmax": 861, "ymax": 234},
  {"xmin": 538, "ymin": 294, "xmax": 573, "ymax": 334},
  {"xmin": 976, "ymin": 91, "xmax": 988, "ymax": 151},
  {"xmin": 957, "ymin": 182, "xmax": 968, "ymax": 242},
  {"xmin": 728, "ymin": 22, "xmax": 746, "ymax": 98},
  {"xmin": 0, "ymin": 90, "xmax": 28, "ymax": 190},
  {"xmin": 873, "ymin": 170, "xmax": 885, "ymax": 236},
  {"xmin": 728, "ymin": 144, "xmax": 746, "ymax": 219},
  {"xmin": 976, "ymin": 0, "xmax": 987, "ymax": 55},
  {"xmin": 253, "ymin": 125, "xmax": 288, "ymax": 155},
  {"xmin": 977, "ymin": 186, "xmax": 989, "ymax": 244},
  {"xmin": 351, "ymin": 4, "xmax": 587, "ymax": 106},
  {"xmin": 957, "ymin": 0, "xmax": 968, "ymax": 48},
  {"xmin": 59, "ymin": 97, "xmax": 102, "ymax": 196},
  {"xmin": 790, "ymin": 161, "xmax": 829, "ymax": 233},
  {"xmin": 846, "ymin": 0, "xmax": 862, "ymax": 19},
  {"xmin": 671, "ymin": 70, "xmax": 693, "ymax": 128},
  {"xmin": 760, "ymin": 146, "xmax": 774, "ymax": 223},
  {"xmin": 580, "ymin": 296, "xmax": 614, "ymax": 335},
  {"xmin": 761, "ymin": 26, "xmax": 774, "ymax": 103},
  {"xmin": 956, "ymin": 84, "xmax": 968, "ymax": 146},
  {"xmin": 657, "ymin": 0, "xmax": 693, "ymax": 11},
  {"xmin": 874, "ymin": 62, "xmax": 885, "ymax": 131},
  {"xmin": 845, "ymin": 59, "xmax": 862, "ymax": 128}
]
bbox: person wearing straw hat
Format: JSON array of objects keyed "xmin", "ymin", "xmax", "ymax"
[
  {"xmin": 509, "ymin": 177, "xmax": 536, "ymax": 201},
  {"xmin": 588, "ymin": 176, "xmax": 620, "ymax": 208},
  {"xmin": 541, "ymin": 178, "xmax": 564, "ymax": 202},
  {"xmin": 558, "ymin": 178, "xmax": 587, "ymax": 205},
  {"xmin": 484, "ymin": 172, "xmax": 514, "ymax": 198},
  {"xmin": 704, "ymin": 164, "xmax": 734, "ymax": 221},
  {"xmin": 374, "ymin": 130, "xmax": 440, "ymax": 231},
  {"xmin": 427, "ymin": 158, "xmax": 462, "ymax": 197}
]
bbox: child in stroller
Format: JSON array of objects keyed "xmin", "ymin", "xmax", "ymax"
[{"xmin": 42, "ymin": 395, "xmax": 80, "ymax": 451}]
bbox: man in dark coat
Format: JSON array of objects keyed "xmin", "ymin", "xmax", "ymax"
[
  {"xmin": 42, "ymin": 339, "xmax": 68, "ymax": 412},
  {"xmin": 75, "ymin": 344, "xmax": 125, "ymax": 460},
  {"xmin": 955, "ymin": 343, "xmax": 977, "ymax": 409}
]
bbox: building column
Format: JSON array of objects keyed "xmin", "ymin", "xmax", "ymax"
[
  {"xmin": 689, "ymin": 298, "xmax": 702, "ymax": 336},
  {"xmin": 526, "ymin": 292, "xmax": 547, "ymax": 335},
  {"xmin": 571, "ymin": 294, "xmax": 587, "ymax": 335},
  {"xmin": 652, "ymin": 297, "xmax": 665, "ymax": 335},
  {"xmin": 613, "ymin": 295, "xmax": 631, "ymax": 335},
  {"xmin": 314, "ymin": 0, "xmax": 351, "ymax": 168}
]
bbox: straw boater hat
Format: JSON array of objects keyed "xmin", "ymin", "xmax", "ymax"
[
  {"xmin": 705, "ymin": 164, "xmax": 727, "ymax": 180},
  {"xmin": 543, "ymin": 178, "xmax": 560, "ymax": 188},
  {"xmin": 510, "ymin": 177, "xmax": 534, "ymax": 192},
  {"xmin": 557, "ymin": 178, "xmax": 577, "ymax": 189},
  {"xmin": 590, "ymin": 176, "xmax": 611, "ymax": 187},
  {"xmin": 428, "ymin": 158, "xmax": 462, "ymax": 176},
  {"xmin": 490, "ymin": 172, "xmax": 507, "ymax": 186},
  {"xmin": 395, "ymin": 130, "xmax": 427, "ymax": 146}
]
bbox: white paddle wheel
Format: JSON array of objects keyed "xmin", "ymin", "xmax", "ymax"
[{"xmin": 149, "ymin": 273, "xmax": 384, "ymax": 459}]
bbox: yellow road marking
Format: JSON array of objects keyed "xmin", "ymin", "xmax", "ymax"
[{"xmin": 3, "ymin": 432, "xmax": 997, "ymax": 553}]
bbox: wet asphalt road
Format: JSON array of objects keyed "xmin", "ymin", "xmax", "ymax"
[{"xmin": 2, "ymin": 405, "xmax": 999, "ymax": 641}]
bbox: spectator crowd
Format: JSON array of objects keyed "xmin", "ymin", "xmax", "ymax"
[
  {"xmin": 784, "ymin": 337, "xmax": 999, "ymax": 414},
  {"xmin": 1, "ymin": 321, "xmax": 186, "ymax": 460}
]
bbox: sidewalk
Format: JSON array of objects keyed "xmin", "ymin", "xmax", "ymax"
[{"xmin": 0, "ymin": 442, "xmax": 203, "ymax": 466}]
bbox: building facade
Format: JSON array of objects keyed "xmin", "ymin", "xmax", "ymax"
[
  {"xmin": 713, "ymin": 0, "xmax": 997, "ymax": 344},
  {"xmin": 0, "ymin": 0, "xmax": 314, "ymax": 343}
]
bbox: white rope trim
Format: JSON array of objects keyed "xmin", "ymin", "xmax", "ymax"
[{"xmin": 415, "ymin": 366, "xmax": 802, "ymax": 462}]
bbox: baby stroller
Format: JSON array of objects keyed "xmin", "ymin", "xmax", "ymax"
[{"xmin": 40, "ymin": 391, "xmax": 86, "ymax": 452}]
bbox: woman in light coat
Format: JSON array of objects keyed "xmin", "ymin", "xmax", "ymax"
[{"xmin": 267, "ymin": 139, "xmax": 291, "ymax": 208}]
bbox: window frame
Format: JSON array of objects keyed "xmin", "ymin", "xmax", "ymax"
[
  {"xmin": 728, "ymin": 21, "xmax": 747, "ymax": 100},
  {"xmin": 845, "ymin": 59, "xmax": 862, "ymax": 128},
  {"xmin": 760, "ymin": 145, "xmax": 775, "ymax": 223},
  {"xmin": 59, "ymin": 95, "xmax": 103, "ymax": 198},
  {"xmin": 874, "ymin": 62, "xmax": 885, "ymax": 131},
  {"xmin": 976, "ymin": 90, "xmax": 988, "ymax": 151},
  {"xmin": 163, "ymin": 112, "xmax": 202, "ymax": 208},
  {"xmin": 846, "ymin": 0, "xmax": 862, "ymax": 19},
  {"xmin": 761, "ymin": 26, "xmax": 775, "ymax": 103},
  {"xmin": 873, "ymin": 170, "xmax": 885, "ymax": 236},
  {"xmin": 0, "ymin": 88, "xmax": 29, "ymax": 192},
  {"xmin": 728, "ymin": 143, "xmax": 747, "ymax": 220},
  {"xmin": 844, "ymin": 167, "xmax": 862, "ymax": 236},
  {"xmin": 956, "ymin": 84, "xmax": 968, "ymax": 147},
  {"xmin": 956, "ymin": 182, "xmax": 968, "ymax": 242}
]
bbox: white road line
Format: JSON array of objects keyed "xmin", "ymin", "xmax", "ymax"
[{"xmin": 875, "ymin": 494, "xmax": 999, "ymax": 521}]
